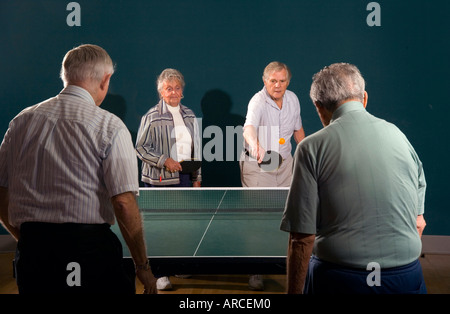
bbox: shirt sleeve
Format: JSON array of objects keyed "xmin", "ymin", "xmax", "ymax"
[
  {"xmin": 135, "ymin": 113, "xmax": 168, "ymax": 169},
  {"xmin": 103, "ymin": 126, "xmax": 139, "ymax": 197},
  {"xmin": 191, "ymin": 114, "xmax": 202, "ymax": 182},
  {"xmin": 280, "ymin": 141, "xmax": 319, "ymax": 234},
  {"xmin": 293, "ymin": 94, "xmax": 303, "ymax": 131},
  {"xmin": 0, "ymin": 126, "xmax": 11, "ymax": 188},
  {"xmin": 404, "ymin": 134, "xmax": 426, "ymax": 216},
  {"xmin": 244, "ymin": 93, "xmax": 263, "ymax": 128},
  {"xmin": 415, "ymin": 153, "xmax": 426, "ymax": 215}
]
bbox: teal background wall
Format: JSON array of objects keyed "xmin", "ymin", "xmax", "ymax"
[{"xmin": 1, "ymin": 1, "xmax": 449, "ymax": 235}]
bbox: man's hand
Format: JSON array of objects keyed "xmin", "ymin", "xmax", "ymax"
[
  {"xmin": 243, "ymin": 125, "xmax": 265, "ymax": 163},
  {"xmin": 193, "ymin": 181, "xmax": 201, "ymax": 188},
  {"xmin": 417, "ymin": 215, "xmax": 426, "ymax": 238},
  {"xmin": 112, "ymin": 192, "xmax": 158, "ymax": 294},
  {"xmin": 137, "ymin": 268, "xmax": 158, "ymax": 294},
  {"xmin": 0, "ymin": 187, "xmax": 19, "ymax": 241},
  {"xmin": 250, "ymin": 144, "xmax": 266, "ymax": 164}
]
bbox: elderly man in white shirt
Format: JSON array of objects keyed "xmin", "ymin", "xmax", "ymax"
[
  {"xmin": 241, "ymin": 61, "xmax": 305, "ymax": 188},
  {"xmin": 240, "ymin": 61, "xmax": 305, "ymax": 290}
]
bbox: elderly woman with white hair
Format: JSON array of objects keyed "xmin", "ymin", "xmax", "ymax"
[
  {"xmin": 136, "ymin": 69, "xmax": 201, "ymax": 290},
  {"xmin": 136, "ymin": 68, "xmax": 202, "ymax": 189}
]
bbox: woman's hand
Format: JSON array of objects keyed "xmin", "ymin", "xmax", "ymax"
[{"xmin": 164, "ymin": 158, "xmax": 182, "ymax": 173}]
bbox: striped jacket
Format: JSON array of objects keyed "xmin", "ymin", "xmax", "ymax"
[{"xmin": 136, "ymin": 100, "xmax": 202, "ymax": 185}]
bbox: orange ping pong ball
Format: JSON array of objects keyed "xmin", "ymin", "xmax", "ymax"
[{"xmin": 279, "ymin": 138, "xmax": 285, "ymax": 145}]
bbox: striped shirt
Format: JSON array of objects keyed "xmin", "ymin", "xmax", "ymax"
[
  {"xmin": 0, "ymin": 85, "xmax": 139, "ymax": 227},
  {"xmin": 244, "ymin": 87, "xmax": 302, "ymax": 159},
  {"xmin": 136, "ymin": 100, "xmax": 201, "ymax": 186}
]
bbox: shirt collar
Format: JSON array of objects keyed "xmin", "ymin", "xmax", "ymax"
[
  {"xmin": 262, "ymin": 86, "xmax": 285, "ymax": 109},
  {"xmin": 60, "ymin": 85, "xmax": 96, "ymax": 106},
  {"xmin": 331, "ymin": 101, "xmax": 366, "ymax": 122},
  {"xmin": 159, "ymin": 99, "xmax": 186, "ymax": 115}
]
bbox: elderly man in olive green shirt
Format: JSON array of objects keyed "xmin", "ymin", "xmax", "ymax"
[{"xmin": 281, "ymin": 63, "xmax": 427, "ymax": 294}]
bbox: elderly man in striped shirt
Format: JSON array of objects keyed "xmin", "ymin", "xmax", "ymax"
[{"xmin": 0, "ymin": 44, "xmax": 157, "ymax": 294}]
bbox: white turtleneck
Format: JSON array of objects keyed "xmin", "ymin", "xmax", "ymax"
[{"xmin": 167, "ymin": 104, "xmax": 192, "ymax": 161}]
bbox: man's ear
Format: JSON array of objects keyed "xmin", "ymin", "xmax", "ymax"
[
  {"xmin": 314, "ymin": 101, "xmax": 333, "ymax": 127},
  {"xmin": 363, "ymin": 91, "xmax": 368, "ymax": 108},
  {"xmin": 100, "ymin": 73, "xmax": 112, "ymax": 91},
  {"xmin": 314, "ymin": 101, "xmax": 326, "ymax": 114}
]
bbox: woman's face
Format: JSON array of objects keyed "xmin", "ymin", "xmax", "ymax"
[{"xmin": 161, "ymin": 79, "xmax": 183, "ymax": 107}]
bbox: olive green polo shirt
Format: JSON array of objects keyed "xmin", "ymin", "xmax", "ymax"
[{"xmin": 280, "ymin": 101, "xmax": 426, "ymax": 268}]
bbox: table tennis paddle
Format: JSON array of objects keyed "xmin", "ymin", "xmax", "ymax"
[
  {"xmin": 259, "ymin": 150, "xmax": 283, "ymax": 172},
  {"xmin": 180, "ymin": 158, "xmax": 202, "ymax": 174}
]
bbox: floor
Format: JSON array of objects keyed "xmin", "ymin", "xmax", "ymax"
[{"xmin": 1, "ymin": 252, "xmax": 449, "ymax": 294}]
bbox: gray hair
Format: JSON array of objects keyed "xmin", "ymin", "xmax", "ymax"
[
  {"xmin": 156, "ymin": 68, "xmax": 185, "ymax": 98},
  {"xmin": 262, "ymin": 61, "xmax": 292, "ymax": 82},
  {"xmin": 310, "ymin": 63, "xmax": 365, "ymax": 111},
  {"xmin": 60, "ymin": 44, "xmax": 114, "ymax": 86}
]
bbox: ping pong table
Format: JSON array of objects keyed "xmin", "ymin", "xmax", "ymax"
[{"xmin": 111, "ymin": 187, "xmax": 289, "ymax": 277}]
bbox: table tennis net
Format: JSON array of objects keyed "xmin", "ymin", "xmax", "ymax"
[{"xmin": 137, "ymin": 188, "xmax": 289, "ymax": 213}]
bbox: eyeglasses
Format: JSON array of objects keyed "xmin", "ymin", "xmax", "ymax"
[{"xmin": 163, "ymin": 85, "xmax": 183, "ymax": 95}]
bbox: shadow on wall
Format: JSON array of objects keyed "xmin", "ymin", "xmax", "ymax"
[
  {"xmin": 101, "ymin": 93, "xmax": 142, "ymax": 185},
  {"xmin": 200, "ymin": 89, "xmax": 245, "ymax": 187},
  {"xmin": 102, "ymin": 91, "xmax": 246, "ymax": 188}
]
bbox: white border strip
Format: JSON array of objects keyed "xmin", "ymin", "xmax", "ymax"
[
  {"xmin": 138, "ymin": 187, "xmax": 290, "ymax": 191},
  {"xmin": 144, "ymin": 256, "xmax": 286, "ymax": 258}
]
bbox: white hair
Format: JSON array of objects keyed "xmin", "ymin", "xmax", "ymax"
[
  {"xmin": 156, "ymin": 68, "xmax": 185, "ymax": 98},
  {"xmin": 262, "ymin": 61, "xmax": 292, "ymax": 82},
  {"xmin": 310, "ymin": 63, "xmax": 365, "ymax": 111},
  {"xmin": 60, "ymin": 44, "xmax": 114, "ymax": 86}
]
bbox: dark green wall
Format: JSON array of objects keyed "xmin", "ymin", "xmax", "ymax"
[{"xmin": 1, "ymin": 1, "xmax": 449, "ymax": 235}]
